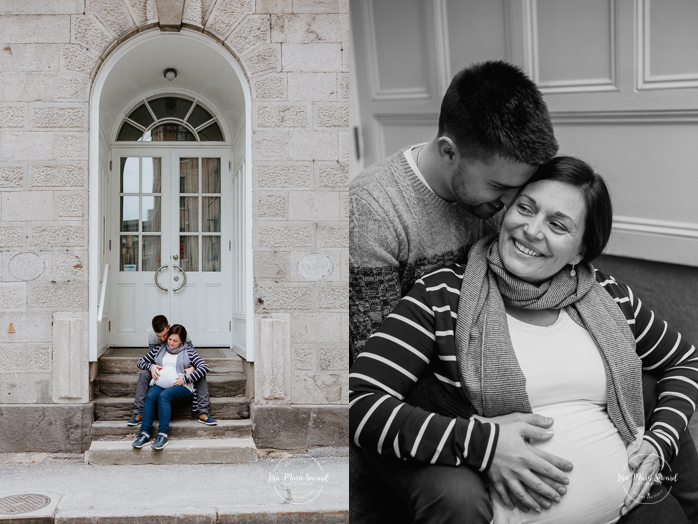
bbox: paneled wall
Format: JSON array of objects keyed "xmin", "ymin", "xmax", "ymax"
[{"xmin": 351, "ymin": 0, "xmax": 698, "ymax": 266}]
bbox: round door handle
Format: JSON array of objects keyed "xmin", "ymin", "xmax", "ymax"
[
  {"xmin": 173, "ymin": 254, "xmax": 179, "ymax": 260},
  {"xmin": 172, "ymin": 265, "xmax": 187, "ymax": 292},
  {"xmin": 154, "ymin": 265, "xmax": 169, "ymax": 291}
]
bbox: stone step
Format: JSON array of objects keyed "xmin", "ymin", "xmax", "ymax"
[
  {"xmin": 94, "ymin": 396, "xmax": 250, "ymax": 421},
  {"xmin": 87, "ymin": 437, "xmax": 257, "ymax": 465},
  {"xmin": 91, "ymin": 419, "xmax": 252, "ymax": 441},
  {"xmin": 98, "ymin": 347, "xmax": 243, "ymax": 375},
  {"xmin": 95, "ymin": 372, "xmax": 246, "ymax": 398}
]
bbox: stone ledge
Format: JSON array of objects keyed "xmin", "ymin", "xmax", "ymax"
[
  {"xmin": 251, "ymin": 404, "xmax": 347, "ymax": 449},
  {"xmin": 0, "ymin": 403, "xmax": 93, "ymax": 453},
  {"xmin": 87, "ymin": 437, "xmax": 257, "ymax": 465}
]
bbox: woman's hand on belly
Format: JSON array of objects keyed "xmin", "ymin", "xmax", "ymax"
[
  {"xmin": 173, "ymin": 375, "xmax": 185, "ymax": 387},
  {"xmin": 621, "ymin": 440, "xmax": 662, "ymax": 518},
  {"xmin": 485, "ymin": 413, "xmax": 574, "ymax": 514}
]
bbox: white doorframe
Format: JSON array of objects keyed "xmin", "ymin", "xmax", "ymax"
[{"xmin": 89, "ymin": 29, "xmax": 254, "ymax": 361}]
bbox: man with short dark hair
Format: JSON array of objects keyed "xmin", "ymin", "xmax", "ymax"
[
  {"xmin": 350, "ymin": 61, "xmax": 558, "ymax": 363},
  {"xmin": 126, "ymin": 315, "xmax": 217, "ymax": 427}
]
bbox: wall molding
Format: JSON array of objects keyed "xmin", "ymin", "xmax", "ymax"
[
  {"xmin": 525, "ymin": 0, "xmax": 618, "ymax": 94},
  {"xmin": 432, "ymin": 0, "xmax": 451, "ymax": 97},
  {"xmin": 552, "ymin": 109, "xmax": 698, "ymax": 124},
  {"xmin": 540, "ymin": 80, "xmax": 618, "ymax": 95},
  {"xmin": 636, "ymin": 0, "xmax": 698, "ymax": 90},
  {"xmin": 608, "ymin": 216, "xmax": 698, "ymax": 267},
  {"xmin": 372, "ymin": 113, "xmax": 439, "ymax": 160},
  {"xmin": 362, "ymin": 0, "xmax": 431, "ymax": 101},
  {"xmin": 614, "ymin": 216, "xmax": 698, "ymax": 240}
]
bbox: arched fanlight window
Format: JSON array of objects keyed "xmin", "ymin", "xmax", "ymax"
[{"xmin": 116, "ymin": 95, "xmax": 224, "ymax": 142}]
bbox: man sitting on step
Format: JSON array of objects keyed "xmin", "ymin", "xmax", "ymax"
[{"xmin": 127, "ymin": 315, "xmax": 217, "ymax": 427}]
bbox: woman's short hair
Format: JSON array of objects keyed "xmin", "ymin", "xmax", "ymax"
[
  {"xmin": 527, "ymin": 156, "xmax": 613, "ymax": 265},
  {"xmin": 439, "ymin": 60, "xmax": 558, "ymax": 165},
  {"xmin": 167, "ymin": 324, "xmax": 187, "ymax": 343}
]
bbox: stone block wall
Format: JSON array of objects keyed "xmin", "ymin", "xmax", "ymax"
[
  {"xmin": 0, "ymin": 0, "xmax": 349, "ymax": 450},
  {"xmin": 249, "ymin": 2, "xmax": 350, "ymax": 409},
  {"xmin": 0, "ymin": 0, "xmax": 89, "ymax": 407}
]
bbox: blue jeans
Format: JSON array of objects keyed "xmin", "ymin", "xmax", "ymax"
[{"xmin": 141, "ymin": 385, "xmax": 193, "ymax": 436}]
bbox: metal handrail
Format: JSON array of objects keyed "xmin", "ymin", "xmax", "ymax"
[{"xmin": 97, "ymin": 263, "xmax": 110, "ymax": 322}]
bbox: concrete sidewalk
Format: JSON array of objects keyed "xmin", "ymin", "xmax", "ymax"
[{"xmin": 0, "ymin": 450, "xmax": 348, "ymax": 523}]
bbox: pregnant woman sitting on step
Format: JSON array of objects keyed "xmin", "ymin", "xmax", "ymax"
[{"xmin": 132, "ymin": 324, "xmax": 210, "ymax": 450}]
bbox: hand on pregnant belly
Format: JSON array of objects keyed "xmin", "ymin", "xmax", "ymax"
[
  {"xmin": 155, "ymin": 367, "xmax": 178, "ymax": 388},
  {"xmin": 484, "ymin": 413, "xmax": 573, "ymax": 513},
  {"xmin": 621, "ymin": 440, "xmax": 662, "ymax": 518}
]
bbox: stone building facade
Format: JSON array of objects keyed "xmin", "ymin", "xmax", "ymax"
[{"xmin": 0, "ymin": 0, "xmax": 349, "ymax": 452}]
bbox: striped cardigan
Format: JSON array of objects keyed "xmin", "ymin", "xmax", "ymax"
[
  {"xmin": 349, "ymin": 264, "xmax": 698, "ymax": 472},
  {"xmin": 137, "ymin": 343, "xmax": 210, "ymax": 412}
]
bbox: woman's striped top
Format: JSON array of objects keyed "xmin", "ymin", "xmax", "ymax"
[{"xmin": 349, "ymin": 264, "xmax": 698, "ymax": 472}]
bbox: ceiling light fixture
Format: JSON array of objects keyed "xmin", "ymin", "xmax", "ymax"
[{"xmin": 164, "ymin": 68, "xmax": 177, "ymax": 81}]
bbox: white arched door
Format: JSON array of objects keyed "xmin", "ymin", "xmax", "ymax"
[{"xmin": 109, "ymin": 147, "xmax": 231, "ymax": 346}]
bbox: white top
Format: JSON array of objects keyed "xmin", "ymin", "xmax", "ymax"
[
  {"xmin": 404, "ymin": 144, "xmax": 436, "ymax": 195},
  {"xmin": 507, "ymin": 309, "xmax": 631, "ymax": 524},
  {"xmin": 154, "ymin": 350, "xmax": 193, "ymax": 392}
]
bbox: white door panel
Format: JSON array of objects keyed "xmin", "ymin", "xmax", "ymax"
[
  {"xmin": 110, "ymin": 148, "xmax": 231, "ymax": 346},
  {"xmin": 116, "ymin": 283, "xmax": 137, "ymax": 334},
  {"xmin": 204, "ymin": 284, "xmax": 224, "ymax": 333}
]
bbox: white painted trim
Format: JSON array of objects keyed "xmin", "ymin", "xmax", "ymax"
[
  {"xmin": 638, "ymin": 75, "xmax": 698, "ymax": 90},
  {"xmin": 540, "ymin": 81, "xmax": 618, "ymax": 94},
  {"xmin": 530, "ymin": 0, "xmax": 618, "ymax": 94},
  {"xmin": 244, "ymin": 135, "xmax": 253, "ymax": 361},
  {"xmin": 432, "ymin": 0, "xmax": 451, "ymax": 98},
  {"xmin": 607, "ymin": 216, "xmax": 698, "ymax": 267},
  {"xmin": 636, "ymin": 0, "xmax": 650, "ymax": 90},
  {"xmin": 503, "ymin": 0, "xmax": 514, "ymax": 64},
  {"xmin": 608, "ymin": 216, "xmax": 698, "ymax": 267},
  {"xmin": 551, "ymin": 109, "xmax": 698, "ymax": 124},
  {"xmin": 370, "ymin": 108, "xmax": 698, "ymax": 128},
  {"xmin": 372, "ymin": 112, "xmax": 439, "ymax": 161},
  {"xmin": 97, "ymin": 263, "xmax": 109, "ymax": 322},
  {"xmin": 370, "ymin": 115, "xmax": 386, "ymax": 167},
  {"xmin": 361, "ymin": 0, "xmax": 431, "ymax": 101},
  {"xmin": 613, "ymin": 216, "xmax": 698, "ymax": 239},
  {"xmin": 89, "ymin": 28, "xmax": 254, "ymax": 362},
  {"xmin": 522, "ymin": 0, "xmax": 538, "ymax": 80},
  {"xmin": 633, "ymin": 0, "xmax": 698, "ymax": 90}
]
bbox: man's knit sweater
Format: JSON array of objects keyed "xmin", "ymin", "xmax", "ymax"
[{"xmin": 349, "ymin": 147, "xmax": 499, "ymax": 364}]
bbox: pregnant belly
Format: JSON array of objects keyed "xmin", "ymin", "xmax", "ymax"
[
  {"xmin": 520, "ymin": 402, "xmax": 632, "ymax": 524},
  {"xmin": 155, "ymin": 367, "xmax": 178, "ymax": 389}
]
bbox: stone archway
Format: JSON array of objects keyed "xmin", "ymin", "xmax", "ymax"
[{"xmin": 85, "ymin": 7, "xmax": 261, "ymax": 365}]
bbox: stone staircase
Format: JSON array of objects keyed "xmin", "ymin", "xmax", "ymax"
[{"xmin": 86, "ymin": 347, "xmax": 257, "ymax": 465}]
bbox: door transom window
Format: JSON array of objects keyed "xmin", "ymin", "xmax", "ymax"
[{"xmin": 117, "ymin": 95, "xmax": 224, "ymax": 142}]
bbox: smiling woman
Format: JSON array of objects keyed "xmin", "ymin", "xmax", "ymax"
[
  {"xmin": 349, "ymin": 155, "xmax": 697, "ymax": 524},
  {"xmin": 499, "ymin": 179, "xmax": 587, "ymax": 284},
  {"xmin": 498, "ymin": 156, "xmax": 613, "ymax": 285}
]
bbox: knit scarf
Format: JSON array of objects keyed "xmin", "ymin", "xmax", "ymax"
[
  {"xmin": 454, "ymin": 236, "xmax": 644, "ymax": 444},
  {"xmin": 153, "ymin": 342, "xmax": 190, "ymax": 376}
]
